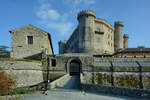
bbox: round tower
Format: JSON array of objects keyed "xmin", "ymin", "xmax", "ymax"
[
  {"xmin": 114, "ymin": 21, "xmax": 124, "ymax": 52},
  {"xmin": 77, "ymin": 10, "xmax": 96, "ymax": 53},
  {"xmin": 123, "ymin": 34, "xmax": 129, "ymax": 49}
]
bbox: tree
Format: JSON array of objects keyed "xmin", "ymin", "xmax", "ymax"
[
  {"xmin": 0, "ymin": 45, "xmax": 10, "ymax": 57},
  {"xmin": 0, "ymin": 71, "xmax": 16, "ymax": 95}
]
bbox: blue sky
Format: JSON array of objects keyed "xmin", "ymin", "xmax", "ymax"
[{"xmin": 0, "ymin": 0, "xmax": 150, "ymax": 54}]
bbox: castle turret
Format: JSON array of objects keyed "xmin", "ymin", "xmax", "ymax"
[
  {"xmin": 58, "ymin": 40, "xmax": 67, "ymax": 54},
  {"xmin": 114, "ymin": 21, "xmax": 124, "ymax": 52},
  {"xmin": 123, "ymin": 34, "xmax": 129, "ymax": 49},
  {"xmin": 77, "ymin": 10, "xmax": 96, "ymax": 53}
]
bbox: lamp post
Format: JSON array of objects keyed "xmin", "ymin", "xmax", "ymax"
[{"xmin": 45, "ymin": 56, "xmax": 50, "ymax": 91}]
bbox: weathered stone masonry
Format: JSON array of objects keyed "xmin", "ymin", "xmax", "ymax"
[
  {"xmin": 59, "ymin": 10, "xmax": 129, "ymax": 55},
  {"xmin": 10, "ymin": 24, "xmax": 53, "ymax": 59},
  {"xmin": 46, "ymin": 54, "xmax": 150, "ymax": 90},
  {"xmin": 0, "ymin": 60, "xmax": 43, "ymax": 87}
]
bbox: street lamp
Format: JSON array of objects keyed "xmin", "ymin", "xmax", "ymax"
[{"xmin": 45, "ymin": 56, "xmax": 49, "ymax": 91}]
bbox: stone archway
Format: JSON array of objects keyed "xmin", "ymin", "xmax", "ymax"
[
  {"xmin": 67, "ymin": 58, "xmax": 82, "ymax": 76},
  {"xmin": 70, "ymin": 60, "xmax": 80, "ymax": 76}
]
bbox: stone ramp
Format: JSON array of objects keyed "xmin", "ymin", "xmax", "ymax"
[
  {"xmin": 57, "ymin": 76, "xmax": 81, "ymax": 90},
  {"xmin": 49, "ymin": 74, "xmax": 70, "ymax": 89},
  {"xmin": 49, "ymin": 73, "xmax": 81, "ymax": 90}
]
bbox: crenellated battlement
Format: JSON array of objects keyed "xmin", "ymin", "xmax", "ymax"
[
  {"xmin": 115, "ymin": 21, "xmax": 124, "ymax": 27},
  {"xmin": 77, "ymin": 10, "xmax": 96, "ymax": 20},
  {"xmin": 123, "ymin": 34, "xmax": 129, "ymax": 38}
]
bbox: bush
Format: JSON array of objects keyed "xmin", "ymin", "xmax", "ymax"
[{"xmin": 0, "ymin": 71, "xmax": 16, "ymax": 95}]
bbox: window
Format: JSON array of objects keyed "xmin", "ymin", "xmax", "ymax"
[
  {"xmin": 111, "ymin": 43, "xmax": 113, "ymax": 47},
  {"xmin": 95, "ymin": 31, "xmax": 104, "ymax": 34},
  {"xmin": 95, "ymin": 28, "xmax": 104, "ymax": 34},
  {"xmin": 133, "ymin": 55, "xmax": 136, "ymax": 58},
  {"xmin": 108, "ymin": 41, "xmax": 110, "ymax": 46},
  {"xmin": 51, "ymin": 59, "xmax": 56, "ymax": 67},
  {"xmin": 123, "ymin": 55, "xmax": 127, "ymax": 58},
  {"xmin": 143, "ymin": 55, "xmax": 146, "ymax": 58},
  {"xmin": 108, "ymin": 34, "xmax": 110, "ymax": 39},
  {"xmin": 27, "ymin": 36, "xmax": 33, "ymax": 44}
]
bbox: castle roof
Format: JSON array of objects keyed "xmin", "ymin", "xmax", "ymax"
[{"xmin": 9, "ymin": 24, "xmax": 49, "ymax": 34}]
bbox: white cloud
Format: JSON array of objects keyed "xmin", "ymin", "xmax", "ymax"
[
  {"xmin": 35, "ymin": 0, "xmax": 96, "ymax": 35},
  {"xmin": 65, "ymin": 0, "xmax": 96, "ymax": 7},
  {"xmin": 35, "ymin": 0, "xmax": 73, "ymax": 35},
  {"xmin": 83, "ymin": 0, "xmax": 96, "ymax": 5},
  {"xmin": 36, "ymin": 2, "xmax": 60, "ymax": 21},
  {"xmin": 64, "ymin": 0, "xmax": 96, "ymax": 15},
  {"xmin": 46, "ymin": 22, "xmax": 73, "ymax": 35},
  {"xmin": 47, "ymin": 9, "xmax": 60, "ymax": 20}
]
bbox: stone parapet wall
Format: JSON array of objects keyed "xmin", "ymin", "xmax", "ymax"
[
  {"xmin": 80, "ymin": 83, "xmax": 150, "ymax": 98},
  {"xmin": 81, "ymin": 71, "xmax": 150, "ymax": 90},
  {"xmin": 44, "ymin": 55, "xmax": 150, "ymax": 90},
  {"xmin": 49, "ymin": 74, "xmax": 70, "ymax": 89},
  {"xmin": 94, "ymin": 57, "xmax": 150, "ymax": 61},
  {"xmin": 0, "ymin": 61, "xmax": 41, "ymax": 70},
  {"xmin": 81, "ymin": 58, "xmax": 150, "ymax": 90},
  {"xmin": 81, "ymin": 73, "xmax": 150, "ymax": 98},
  {"xmin": 0, "ymin": 61, "xmax": 43, "ymax": 87}
]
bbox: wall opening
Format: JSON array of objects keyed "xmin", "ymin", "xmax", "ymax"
[
  {"xmin": 51, "ymin": 59, "xmax": 56, "ymax": 67},
  {"xmin": 69, "ymin": 60, "xmax": 80, "ymax": 76},
  {"xmin": 27, "ymin": 36, "xmax": 33, "ymax": 44}
]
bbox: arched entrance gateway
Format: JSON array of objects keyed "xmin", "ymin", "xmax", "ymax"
[
  {"xmin": 67, "ymin": 59, "xmax": 81, "ymax": 76},
  {"xmin": 70, "ymin": 60, "xmax": 80, "ymax": 75}
]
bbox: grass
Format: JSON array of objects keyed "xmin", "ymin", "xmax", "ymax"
[
  {"xmin": 0, "ymin": 58, "xmax": 41, "ymax": 63},
  {"xmin": 0, "ymin": 89, "xmax": 42, "ymax": 96},
  {"xmin": 10, "ymin": 90, "xmax": 41, "ymax": 95},
  {"xmin": 0, "ymin": 96, "xmax": 21, "ymax": 100}
]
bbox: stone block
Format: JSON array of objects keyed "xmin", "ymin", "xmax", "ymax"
[
  {"xmin": 113, "ymin": 72, "xmax": 140, "ymax": 88},
  {"xmin": 94, "ymin": 72, "xmax": 112, "ymax": 86},
  {"xmin": 81, "ymin": 72, "xmax": 93, "ymax": 84},
  {"xmin": 142, "ymin": 72, "xmax": 150, "ymax": 89}
]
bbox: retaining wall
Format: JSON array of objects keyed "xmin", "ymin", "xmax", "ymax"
[
  {"xmin": 81, "ymin": 58, "xmax": 150, "ymax": 90},
  {"xmin": 0, "ymin": 60, "xmax": 43, "ymax": 87}
]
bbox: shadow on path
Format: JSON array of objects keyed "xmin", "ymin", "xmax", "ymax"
[{"xmin": 57, "ymin": 76, "xmax": 81, "ymax": 90}]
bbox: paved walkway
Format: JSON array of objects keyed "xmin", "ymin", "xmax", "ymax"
[
  {"xmin": 19, "ymin": 76, "xmax": 149, "ymax": 100},
  {"xmin": 19, "ymin": 89, "xmax": 149, "ymax": 100},
  {"xmin": 58, "ymin": 76, "xmax": 81, "ymax": 89}
]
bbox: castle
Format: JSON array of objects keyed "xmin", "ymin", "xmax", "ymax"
[
  {"xmin": 59, "ymin": 10, "xmax": 129, "ymax": 55},
  {"xmin": 10, "ymin": 10, "xmax": 150, "ymax": 59},
  {"xmin": 5, "ymin": 10, "xmax": 150, "ymax": 94}
]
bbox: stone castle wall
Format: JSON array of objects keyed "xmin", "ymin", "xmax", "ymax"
[
  {"xmin": 0, "ymin": 60, "xmax": 43, "ymax": 87},
  {"xmin": 59, "ymin": 11, "xmax": 128, "ymax": 54},
  {"xmin": 94, "ymin": 19, "xmax": 115, "ymax": 54},
  {"xmin": 81, "ymin": 58, "xmax": 150, "ymax": 90},
  {"xmin": 45, "ymin": 55, "xmax": 150, "ymax": 90}
]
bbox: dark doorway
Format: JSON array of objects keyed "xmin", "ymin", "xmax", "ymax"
[{"xmin": 69, "ymin": 60, "xmax": 80, "ymax": 76}]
